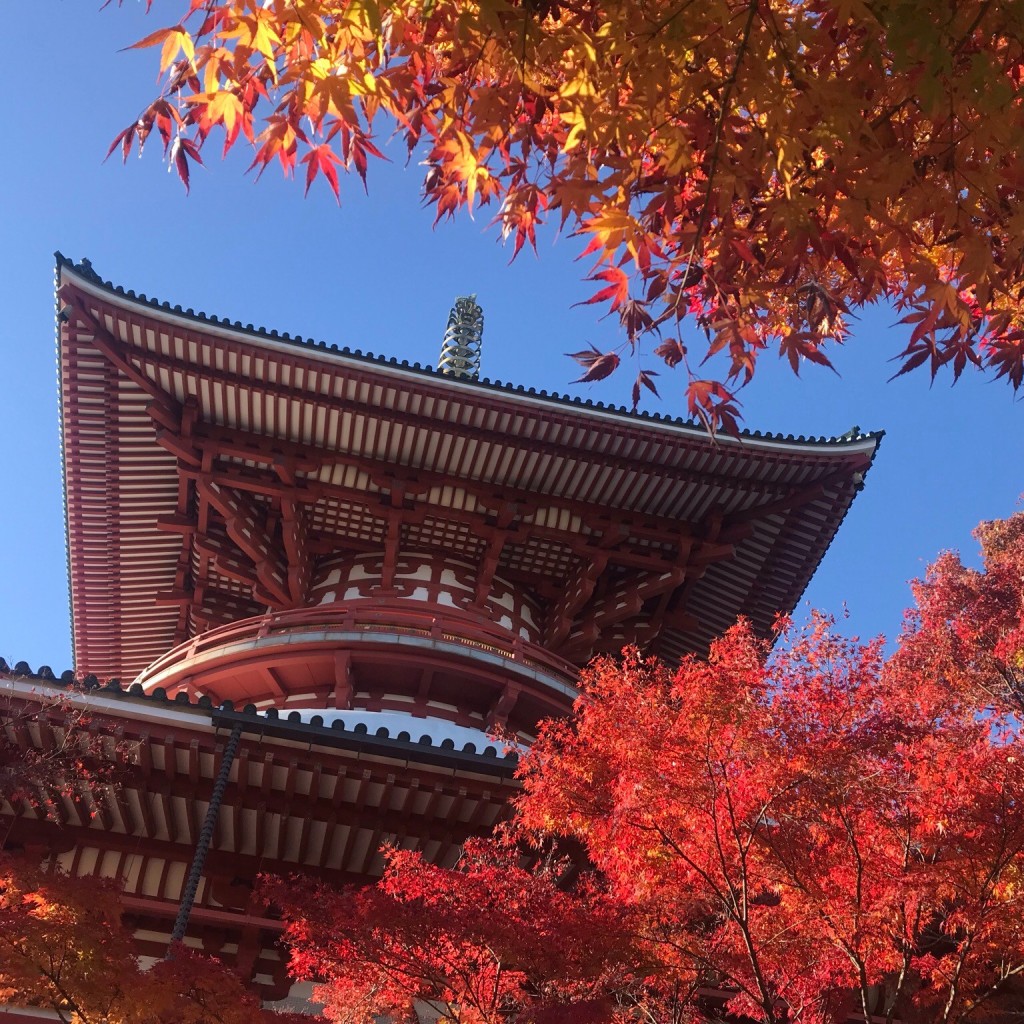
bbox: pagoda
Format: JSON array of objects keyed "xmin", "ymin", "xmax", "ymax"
[{"xmin": 0, "ymin": 255, "xmax": 880, "ymax": 1012}]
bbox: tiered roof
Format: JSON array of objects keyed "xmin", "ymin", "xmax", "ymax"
[
  {"xmin": 0, "ymin": 664, "xmax": 516, "ymax": 998},
  {"xmin": 56, "ymin": 254, "xmax": 881, "ymax": 683}
]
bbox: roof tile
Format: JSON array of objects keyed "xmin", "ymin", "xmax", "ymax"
[{"xmin": 55, "ymin": 252, "xmax": 882, "ymax": 446}]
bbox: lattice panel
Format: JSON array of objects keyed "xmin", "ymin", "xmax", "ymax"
[
  {"xmin": 312, "ymin": 500, "xmax": 387, "ymax": 545},
  {"xmin": 314, "ymin": 463, "xmax": 376, "ymax": 491},
  {"xmin": 221, "ymin": 454, "xmax": 264, "ymax": 473},
  {"xmin": 422, "ymin": 485, "xmax": 482, "ymax": 515},
  {"xmin": 629, "ymin": 535, "xmax": 677, "ymax": 557},
  {"xmin": 501, "ymin": 537, "xmax": 576, "ymax": 578},
  {"xmin": 204, "ymin": 568, "xmax": 258, "ymax": 599},
  {"xmin": 402, "ymin": 517, "xmax": 486, "ymax": 561}
]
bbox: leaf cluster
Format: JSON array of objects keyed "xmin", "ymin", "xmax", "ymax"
[
  {"xmin": 0, "ymin": 854, "xmax": 303, "ymax": 1024},
  {"xmin": 0, "ymin": 690, "xmax": 133, "ymax": 820},
  {"xmin": 262, "ymin": 840, "xmax": 654, "ymax": 1024},
  {"xmin": 113, "ymin": 0, "xmax": 1024, "ymax": 429},
  {"xmin": 267, "ymin": 548, "xmax": 1024, "ymax": 1023},
  {"xmin": 894, "ymin": 510, "xmax": 1024, "ymax": 720}
]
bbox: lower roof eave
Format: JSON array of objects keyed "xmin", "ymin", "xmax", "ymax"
[{"xmin": 0, "ymin": 672, "xmax": 520, "ymax": 781}]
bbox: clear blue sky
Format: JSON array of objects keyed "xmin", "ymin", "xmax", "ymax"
[{"xmin": 0, "ymin": 3, "xmax": 1020, "ymax": 675}]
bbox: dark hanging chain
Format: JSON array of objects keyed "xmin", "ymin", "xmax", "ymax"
[{"xmin": 168, "ymin": 722, "xmax": 244, "ymax": 952}]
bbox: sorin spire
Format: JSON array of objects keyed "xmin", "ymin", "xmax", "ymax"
[{"xmin": 438, "ymin": 295, "xmax": 484, "ymax": 380}]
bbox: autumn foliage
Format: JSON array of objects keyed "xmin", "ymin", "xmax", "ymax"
[
  {"xmin": 513, "ymin": 621, "xmax": 1024, "ymax": 1024},
  {"xmin": 895, "ymin": 510, "xmax": 1024, "ymax": 719},
  {"xmin": 264, "ymin": 842, "xmax": 647, "ymax": 1024},
  {"xmin": 0, "ymin": 854, "xmax": 312, "ymax": 1024},
  {"xmin": 113, "ymin": 0, "xmax": 1024, "ymax": 428},
  {"xmin": 0, "ymin": 690, "xmax": 130, "ymax": 819},
  {"xmin": 267, "ymin": 515, "xmax": 1024, "ymax": 1023},
  {"xmin": 0, "ymin": 692, "xmax": 308, "ymax": 1024}
]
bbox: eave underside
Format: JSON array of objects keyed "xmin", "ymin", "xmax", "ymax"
[
  {"xmin": 1, "ymin": 684, "xmax": 514, "ymax": 1000},
  {"xmin": 57, "ymin": 266, "xmax": 879, "ymax": 681}
]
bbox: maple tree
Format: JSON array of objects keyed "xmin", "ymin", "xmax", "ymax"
[
  {"xmin": 517, "ymin": 618, "xmax": 1024, "ymax": 1024},
  {"xmin": 263, "ymin": 840, "xmax": 664, "ymax": 1024},
  {"xmin": 0, "ymin": 851, "xmax": 317, "ymax": 1024},
  {"xmin": 112, "ymin": 0, "xmax": 1024, "ymax": 429},
  {"xmin": 266, "ymin": 605, "xmax": 1024, "ymax": 1023},
  {"xmin": 0, "ymin": 686, "xmax": 309, "ymax": 1024},
  {"xmin": 893, "ymin": 509, "xmax": 1024, "ymax": 718},
  {"xmin": 0, "ymin": 687, "xmax": 130, "ymax": 819}
]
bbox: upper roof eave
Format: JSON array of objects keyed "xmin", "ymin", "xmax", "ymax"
[
  {"xmin": 55, "ymin": 253, "xmax": 883, "ymax": 458},
  {"xmin": 54, "ymin": 254, "xmax": 884, "ymax": 679}
]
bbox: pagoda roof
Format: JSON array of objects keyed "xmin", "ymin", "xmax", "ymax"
[
  {"xmin": 0, "ymin": 658, "xmax": 518, "ymax": 777},
  {"xmin": 55, "ymin": 254, "xmax": 881, "ymax": 681},
  {"xmin": 0, "ymin": 664, "xmax": 518, "ymax": 994}
]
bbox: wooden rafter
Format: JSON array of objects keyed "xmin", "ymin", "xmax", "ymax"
[
  {"xmin": 192, "ymin": 457, "xmax": 700, "ymax": 580},
  {"xmin": 198, "ymin": 478, "xmax": 291, "ymax": 607},
  {"xmin": 193, "ymin": 531, "xmax": 258, "ymax": 589},
  {"xmin": 185, "ymin": 419, "xmax": 737, "ymax": 552},
  {"xmin": 486, "ymin": 682, "xmax": 521, "ymax": 731},
  {"xmin": 381, "ymin": 513, "xmax": 402, "ymax": 590},
  {"xmin": 542, "ymin": 555, "xmax": 608, "ymax": 649},
  {"xmin": 58, "ymin": 292, "xmax": 178, "ymax": 421},
  {"xmin": 86, "ymin": 326, "xmax": 810, "ymax": 507},
  {"xmin": 280, "ymin": 498, "xmax": 313, "ymax": 605},
  {"xmin": 472, "ymin": 500, "xmax": 519, "ymax": 605},
  {"xmin": 333, "ymin": 651, "xmax": 353, "ymax": 709},
  {"xmin": 559, "ymin": 565, "xmax": 687, "ymax": 659}
]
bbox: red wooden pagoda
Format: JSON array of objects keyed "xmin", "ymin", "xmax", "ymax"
[{"xmin": 0, "ymin": 255, "xmax": 880, "ymax": 1011}]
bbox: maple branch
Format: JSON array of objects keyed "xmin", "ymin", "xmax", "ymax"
[
  {"xmin": 699, "ymin": 740, "xmax": 785, "ymax": 1024},
  {"xmin": 931, "ymin": 825, "xmax": 1024, "ymax": 1020},
  {"xmin": 675, "ymin": 0, "xmax": 758, "ymax": 312},
  {"xmin": 938, "ymin": 927, "xmax": 977, "ymax": 1024},
  {"xmin": 0, "ymin": 935, "xmax": 74, "ymax": 1024},
  {"xmin": 643, "ymin": 817, "xmax": 769, "ymax": 1011},
  {"xmin": 758, "ymin": 1, "xmax": 804, "ymax": 93},
  {"xmin": 883, "ymin": 902, "xmax": 919, "ymax": 1024},
  {"xmin": 869, "ymin": 1, "xmax": 993, "ymax": 136},
  {"xmin": 632, "ymin": 915, "xmax": 720, "ymax": 976},
  {"xmin": 755, "ymin": 793, "xmax": 881, "ymax": 1024},
  {"xmin": 700, "ymin": 750, "xmax": 741, "ymax": 916},
  {"xmin": 835, "ymin": 802, "xmax": 876, "ymax": 1024},
  {"xmin": 950, "ymin": 0, "xmax": 994, "ymax": 57},
  {"xmin": 638, "ymin": 0, "xmax": 706, "ymax": 46},
  {"xmin": 37, "ymin": 962, "xmax": 89, "ymax": 1024},
  {"xmin": 959, "ymin": 959, "xmax": 1024, "ymax": 1021}
]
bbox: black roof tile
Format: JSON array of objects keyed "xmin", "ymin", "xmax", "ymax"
[
  {"xmin": 0, "ymin": 661, "xmax": 519, "ymax": 777},
  {"xmin": 55, "ymin": 253, "xmax": 883, "ymax": 448}
]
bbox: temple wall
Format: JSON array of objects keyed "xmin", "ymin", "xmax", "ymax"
[{"xmin": 309, "ymin": 553, "xmax": 542, "ymax": 642}]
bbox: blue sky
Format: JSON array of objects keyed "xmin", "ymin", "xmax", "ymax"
[{"xmin": 0, "ymin": 2, "xmax": 1020, "ymax": 675}]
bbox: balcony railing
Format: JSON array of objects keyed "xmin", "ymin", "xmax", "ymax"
[{"xmin": 133, "ymin": 601, "xmax": 579, "ymax": 695}]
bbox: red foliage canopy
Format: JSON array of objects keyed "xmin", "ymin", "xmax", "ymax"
[
  {"xmin": 516, "ymin": 618, "xmax": 1024, "ymax": 1023},
  {"xmin": 263, "ymin": 840, "xmax": 650, "ymax": 1024},
  {"xmin": 268, "ymin": 571, "xmax": 1024, "ymax": 1024},
  {"xmin": 0, "ymin": 854, "xmax": 311, "ymax": 1024},
  {"xmin": 894, "ymin": 510, "xmax": 1024, "ymax": 719}
]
